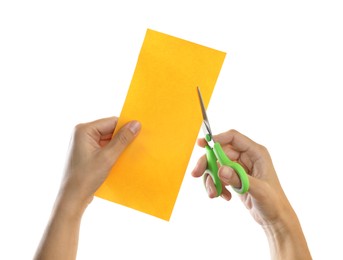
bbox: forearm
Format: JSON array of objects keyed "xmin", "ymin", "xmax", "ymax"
[
  {"xmin": 34, "ymin": 195, "xmax": 87, "ymax": 260},
  {"xmin": 263, "ymin": 210, "xmax": 312, "ymax": 260}
]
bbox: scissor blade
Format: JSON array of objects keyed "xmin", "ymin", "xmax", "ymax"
[{"xmin": 197, "ymin": 86, "xmax": 213, "ymax": 139}]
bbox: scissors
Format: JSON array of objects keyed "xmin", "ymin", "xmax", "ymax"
[{"xmin": 197, "ymin": 87, "xmax": 250, "ymax": 196}]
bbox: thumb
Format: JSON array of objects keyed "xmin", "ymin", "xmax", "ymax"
[
  {"xmin": 218, "ymin": 166, "xmax": 242, "ymax": 189},
  {"xmin": 219, "ymin": 166, "xmax": 267, "ymax": 198},
  {"xmin": 102, "ymin": 120, "xmax": 141, "ymax": 165}
]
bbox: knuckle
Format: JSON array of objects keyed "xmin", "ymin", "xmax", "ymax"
[
  {"xmin": 257, "ymin": 144, "xmax": 269, "ymax": 156},
  {"xmin": 228, "ymin": 129, "xmax": 238, "ymax": 135},
  {"xmin": 73, "ymin": 123, "xmax": 88, "ymax": 136}
]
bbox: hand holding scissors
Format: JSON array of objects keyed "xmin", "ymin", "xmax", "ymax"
[{"xmin": 197, "ymin": 87, "xmax": 249, "ymax": 196}]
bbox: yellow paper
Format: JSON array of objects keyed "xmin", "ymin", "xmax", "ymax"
[{"xmin": 95, "ymin": 29, "xmax": 226, "ymax": 221}]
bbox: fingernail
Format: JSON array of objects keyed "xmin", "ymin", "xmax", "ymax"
[
  {"xmin": 220, "ymin": 167, "xmax": 232, "ymax": 182},
  {"xmin": 206, "ymin": 176, "xmax": 212, "ymax": 195},
  {"xmin": 128, "ymin": 121, "xmax": 141, "ymax": 135},
  {"xmin": 206, "ymin": 183, "xmax": 213, "ymax": 195},
  {"xmin": 192, "ymin": 163, "xmax": 199, "ymax": 174},
  {"xmin": 221, "ymin": 193, "xmax": 230, "ymax": 201}
]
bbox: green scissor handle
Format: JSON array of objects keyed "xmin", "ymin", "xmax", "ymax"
[
  {"xmin": 204, "ymin": 142, "xmax": 250, "ymax": 196},
  {"xmin": 204, "ymin": 145, "xmax": 222, "ymax": 196}
]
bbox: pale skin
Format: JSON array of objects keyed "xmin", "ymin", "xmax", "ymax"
[
  {"xmin": 192, "ymin": 130, "xmax": 312, "ymax": 259},
  {"xmin": 34, "ymin": 117, "xmax": 142, "ymax": 260},
  {"xmin": 34, "ymin": 117, "xmax": 311, "ymax": 260}
]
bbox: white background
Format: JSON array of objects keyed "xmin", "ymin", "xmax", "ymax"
[{"xmin": 1, "ymin": 1, "xmax": 342, "ymax": 259}]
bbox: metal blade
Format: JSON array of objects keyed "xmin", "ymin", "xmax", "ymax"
[{"xmin": 197, "ymin": 86, "xmax": 213, "ymax": 139}]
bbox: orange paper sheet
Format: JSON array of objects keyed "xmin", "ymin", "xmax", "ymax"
[{"xmin": 95, "ymin": 29, "xmax": 226, "ymax": 220}]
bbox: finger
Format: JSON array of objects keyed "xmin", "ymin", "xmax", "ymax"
[
  {"xmin": 220, "ymin": 186, "xmax": 232, "ymax": 201},
  {"xmin": 205, "ymin": 175, "xmax": 217, "ymax": 199},
  {"xmin": 218, "ymin": 166, "xmax": 242, "ymax": 189},
  {"xmin": 89, "ymin": 116, "xmax": 119, "ymax": 137},
  {"xmin": 221, "ymin": 145, "xmax": 241, "ymax": 162},
  {"xmin": 197, "ymin": 138, "xmax": 208, "ymax": 148},
  {"xmin": 102, "ymin": 120, "xmax": 141, "ymax": 164},
  {"xmin": 191, "ymin": 154, "xmax": 207, "ymax": 178},
  {"xmin": 213, "ymin": 129, "xmax": 258, "ymax": 153},
  {"xmin": 214, "ymin": 129, "xmax": 268, "ymax": 166}
]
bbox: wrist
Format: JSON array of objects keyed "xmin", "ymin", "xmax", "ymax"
[
  {"xmin": 262, "ymin": 204, "xmax": 298, "ymax": 234},
  {"xmin": 53, "ymin": 188, "xmax": 91, "ymax": 221},
  {"xmin": 262, "ymin": 210, "xmax": 311, "ymax": 260}
]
